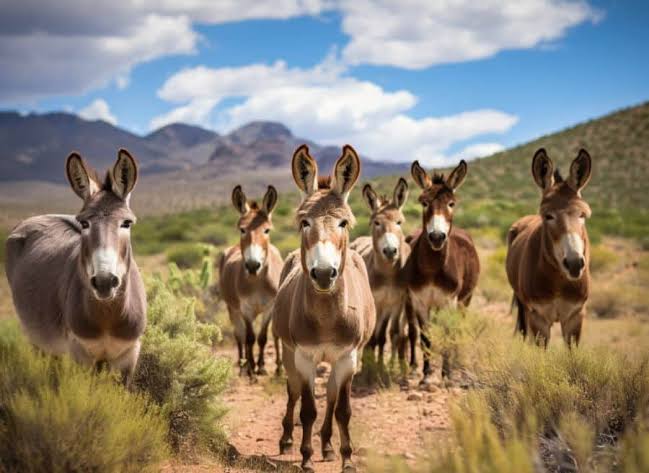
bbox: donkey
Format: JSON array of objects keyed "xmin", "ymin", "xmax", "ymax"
[
  {"xmin": 403, "ymin": 160, "xmax": 480, "ymax": 384},
  {"xmin": 350, "ymin": 178, "xmax": 411, "ymax": 371},
  {"xmin": 5, "ymin": 150, "xmax": 145, "ymax": 384},
  {"xmin": 506, "ymin": 148, "xmax": 592, "ymax": 347},
  {"xmin": 272, "ymin": 145, "xmax": 375, "ymax": 473},
  {"xmin": 219, "ymin": 185, "xmax": 283, "ymax": 377}
]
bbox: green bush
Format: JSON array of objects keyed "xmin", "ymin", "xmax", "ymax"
[
  {"xmin": 590, "ymin": 244, "xmax": 619, "ymax": 273},
  {"xmin": 133, "ymin": 267, "xmax": 231, "ymax": 458},
  {"xmin": 166, "ymin": 243, "xmax": 213, "ymax": 268},
  {"xmin": 0, "ymin": 321, "xmax": 168, "ymax": 473}
]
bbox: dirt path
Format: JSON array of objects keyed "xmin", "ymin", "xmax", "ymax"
[{"xmin": 216, "ymin": 342, "xmax": 464, "ymax": 473}]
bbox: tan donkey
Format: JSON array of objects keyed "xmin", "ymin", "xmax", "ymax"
[
  {"xmin": 403, "ymin": 160, "xmax": 480, "ymax": 384},
  {"xmin": 350, "ymin": 178, "xmax": 411, "ymax": 371},
  {"xmin": 5, "ymin": 150, "xmax": 146, "ymax": 384},
  {"xmin": 507, "ymin": 148, "xmax": 592, "ymax": 346},
  {"xmin": 272, "ymin": 145, "xmax": 375, "ymax": 473},
  {"xmin": 219, "ymin": 185, "xmax": 283, "ymax": 377}
]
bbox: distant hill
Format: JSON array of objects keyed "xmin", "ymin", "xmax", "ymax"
[{"xmin": 0, "ymin": 112, "xmax": 404, "ymax": 183}]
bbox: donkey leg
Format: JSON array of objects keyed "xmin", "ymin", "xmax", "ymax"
[
  {"xmin": 111, "ymin": 340, "xmax": 141, "ymax": 387},
  {"xmin": 332, "ymin": 351, "xmax": 357, "ymax": 473},
  {"xmin": 294, "ymin": 351, "xmax": 317, "ymax": 472},
  {"xmin": 243, "ymin": 318, "xmax": 256, "ymax": 378},
  {"xmin": 256, "ymin": 309, "xmax": 272, "ymax": 375},
  {"xmin": 376, "ymin": 312, "xmax": 391, "ymax": 368},
  {"xmin": 528, "ymin": 311, "xmax": 551, "ymax": 348},
  {"xmin": 419, "ymin": 327, "xmax": 434, "ymax": 385},
  {"xmin": 274, "ymin": 334, "xmax": 283, "ymax": 376},
  {"xmin": 561, "ymin": 309, "xmax": 584, "ymax": 348},
  {"xmin": 405, "ymin": 298, "xmax": 419, "ymax": 373},
  {"xmin": 320, "ymin": 372, "xmax": 337, "ymax": 462},
  {"xmin": 279, "ymin": 344, "xmax": 300, "ymax": 454},
  {"xmin": 229, "ymin": 308, "xmax": 246, "ymax": 375}
]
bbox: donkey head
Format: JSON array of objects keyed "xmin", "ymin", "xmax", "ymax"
[
  {"xmin": 66, "ymin": 149, "xmax": 138, "ymax": 300},
  {"xmin": 231, "ymin": 185, "xmax": 278, "ymax": 276},
  {"xmin": 292, "ymin": 144, "xmax": 360, "ymax": 293},
  {"xmin": 532, "ymin": 148, "xmax": 592, "ymax": 280},
  {"xmin": 411, "ymin": 160, "xmax": 467, "ymax": 251},
  {"xmin": 362, "ymin": 178, "xmax": 408, "ymax": 263}
]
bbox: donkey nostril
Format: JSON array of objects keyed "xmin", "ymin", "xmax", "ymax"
[
  {"xmin": 310, "ymin": 268, "xmax": 317, "ymax": 280},
  {"xmin": 578, "ymin": 257, "xmax": 585, "ymax": 270},
  {"xmin": 90, "ymin": 276, "xmax": 98, "ymax": 289},
  {"xmin": 110, "ymin": 275, "xmax": 119, "ymax": 288},
  {"xmin": 563, "ymin": 258, "xmax": 570, "ymax": 270},
  {"xmin": 330, "ymin": 268, "xmax": 338, "ymax": 279}
]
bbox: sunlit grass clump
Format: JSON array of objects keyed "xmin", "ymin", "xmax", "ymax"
[{"xmin": 0, "ymin": 321, "xmax": 168, "ymax": 473}]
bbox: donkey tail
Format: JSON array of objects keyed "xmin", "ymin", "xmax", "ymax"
[{"xmin": 512, "ymin": 294, "xmax": 526, "ymax": 338}]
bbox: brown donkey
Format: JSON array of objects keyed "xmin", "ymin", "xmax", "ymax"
[
  {"xmin": 5, "ymin": 150, "xmax": 145, "ymax": 384},
  {"xmin": 403, "ymin": 160, "xmax": 480, "ymax": 384},
  {"xmin": 350, "ymin": 178, "xmax": 411, "ymax": 370},
  {"xmin": 506, "ymin": 148, "xmax": 592, "ymax": 347},
  {"xmin": 272, "ymin": 145, "xmax": 375, "ymax": 473},
  {"xmin": 219, "ymin": 185, "xmax": 283, "ymax": 377}
]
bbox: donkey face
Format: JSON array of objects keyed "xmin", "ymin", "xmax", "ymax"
[
  {"xmin": 232, "ymin": 185, "xmax": 278, "ymax": 276},
  {"xmin": 66, "ymin": 150, "xmax": 138, "ymax": 300},
  {"xmin": 411, "ymin": 160, "xmax": 467, "ymax": 251},
  {"xmin": 292, "ymin": 144, "xmax": 360, "ymax": 293},
  {"xmin": 532, "ymin": 148, "xmax": 592, "ymax": 280},
  {"xmin": 362, "ymin": 178, "xmax": 408, "ymax": 262}
]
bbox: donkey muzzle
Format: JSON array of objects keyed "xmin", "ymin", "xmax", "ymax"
[
  {"xmin": 310, "ymin": 267, "xmax": 338, "ymax": 292},
  {"xmin": 382, "ymin": 246, "xmax": 398, "ymax": 260},
  {"xmin": 562, "ymin": 256, "xmax": 585, "ymax": 279},
  {"xmin": 428, "ymin": 231, "xmax": 447, "ymax": 250},
  {"xmin": 244, "ymin": 260, "xmax": 262, "ymax": 275},
  {"xmin": 91, "ymin": 272, "xmax": 120, "ymax": 299}
]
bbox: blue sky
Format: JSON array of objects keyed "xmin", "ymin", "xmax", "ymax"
[{"xmin": 1, "ymin": 0, "xmax": 648, "ymax": 165}]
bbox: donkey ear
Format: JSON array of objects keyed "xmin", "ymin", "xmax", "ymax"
[
  {"xmin": 332, "ymin": 145, "xmax": 361, "ymax": 202},
  {"xmin": 66, "ymin": 152, "xmax": 99, "ymax": 201},
  {"xmin": 531, "ymin": 148, "xmax": 554, "ymax": 191},
  {"xmin": 111, "ymin": 149, "xmax": 138, "ymax": 201},
  {"xmin": 231, "ymin": 185, "xmax": 249, "ymax": 214},
  {"xmin": 568, "ymin": 149, "xmax": 592, "ymax": 194},
  {"xmin": 292, "ymin": 145, "xmax": 318, "ymax": 196},
  {"xmin": 447, "ymin": 160, "xmax": 468, "ymax": 191},
  {"xmin": 362, "ymin": 183, "xmax": 380, "ymax": 212},
  {"xmin": 393, "ymin": 177, "xmax": 409, "ymax": 209},
  {"xmin": 262, "ymin": 185, "xmax": 278, "ymax": 215},
  {"xmin": 410, "ymin": 160, "xmax": 431, "ymax": 190}
]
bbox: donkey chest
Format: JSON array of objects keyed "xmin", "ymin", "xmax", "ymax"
[
  {"xmin": 529, "ymin": 298, "xmax": 584, "ymax": 324},
  {"xmin": 239, "ymin": 291, "xmax": 273, "ymax": 318},
  {"xmin": 72, "ymin": 333, "xmax": 135, "ymax": 361},
  {"xmin": 372, "ymin": 285, "xmax": 404, "ymax": 314}
]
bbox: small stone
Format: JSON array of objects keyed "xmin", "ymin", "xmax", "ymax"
[{"xmin": 407, "ymin": 392, "xmax": 423, "ymax": 401}]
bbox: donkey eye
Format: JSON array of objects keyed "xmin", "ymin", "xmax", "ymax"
[
  {"xmin": 121, "ymin": 220, "xmax": 133, "ymax": 229},
  {"xmin": 79, "ymin": 220, "xmax": 90, "ymax": 230},
  {"xmin": 239, "ymin": 227, "xmax": 246, "ymax": 234},
  {"xmin": 264, "ymin": 228, "xmax": 271, "ymax": 234},
  {"xmin": 545, "ymin": 214, "xmax": 555, "ymax": 221},
  {"xmin": 374, "ymin": 220, "xmax": 380, "ymax": 227},
  {"xmin": 449, "ymin": 202, "xmax": 456, "ymax": 208},
  {"xmin": 339, "ymin": 220, "xmax": 349, "ymax": 229},
  {"xmin": 421, "ymin": 201, "xmax": 428, "ymax": 208},
  {"xmin": 300, "ymin": 220, "xmax": 310, "ymax": 229},
  {"xmin": 396, "ymin": 220, "xmax": 402, "ymax": 226}
]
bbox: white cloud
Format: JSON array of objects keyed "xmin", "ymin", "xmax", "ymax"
[
  {"xmin": 78, "ymin": 99, "xmax": 118, "ymax": 125},
  {"xmin": 453, "ymin": 142, "xmax": 506, "ymax": 161},
  {"xmin": 151, "ymin": 59, "xmax": 518, "ymax": 165},
  {"xmin": 339, "ymin": 0, "xmax": 602, "ymax": 69}
]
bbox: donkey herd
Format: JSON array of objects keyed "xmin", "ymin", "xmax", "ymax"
[{"xmin": 4, "ymin": 143, "xmax": 592, "ymax": 472}]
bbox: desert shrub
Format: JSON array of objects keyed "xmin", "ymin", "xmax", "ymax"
[
  {"xmin": 133, "ymin": 268, "xmax": 231, "ymax": 458},
  {"xmin": 480, "ymin": 246, "xmax": 511, "ymax": 303},
  {"xmin": 166, "ymin": 242, "xmax": 213, "ymax": 268},
  {"xmin": 590, "ymin": 285, "xmax": 625, "ymax": 318},
  {"xmin": 590, "ymin": 244, "xmax": 619, "ymax": 273},
  {"xmin": 0, "ymin": 320, "xmax": 168, "ymax": 473},
  {"xmin": 0, "ymin": 228, "xmax": 7, "ymax": 263}
]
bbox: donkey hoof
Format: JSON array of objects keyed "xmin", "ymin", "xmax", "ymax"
[
  {"xmin": 419, "ymin": 375, "xmax": 433, "ymax": 387},
  {"xmin": 301, "ymin": 459, "xmax": 315, "ymax": 473},
  {"xmin": 322, "ymin": 447, "xmax": 336, "ymax": 462},
  {"xmin": 256, "ymin": 366, "xmax": 269, "ymax": 376},
  {"xmin": 342, "ymin": 460, "xmax": 357, "ymax": 473},
  {"xmin": 279, "ymin": 440, "xmax": 293, "ymax": 455}
]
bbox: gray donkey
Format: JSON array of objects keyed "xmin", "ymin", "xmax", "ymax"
[{"xmin": 5, "ymin": 149, "xmax": 146, "ymax": 384}]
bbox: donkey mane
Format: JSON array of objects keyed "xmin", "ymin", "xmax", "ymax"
[
  {"xmin": 318, "ymin": 176, "xmax": 332, "ymax": 189},
  {"xmin": 248, "ymin": 201, "xmax": 260, "ymax": 211},
  {"xmin": 431, "ymin": 173, "xmax": 446, "ymax": 185},
  {"xmin": 553, "ymin": 168, "xmax": 564, "ymax": 183}
]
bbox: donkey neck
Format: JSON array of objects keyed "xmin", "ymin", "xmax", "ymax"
[{"xmin": 415, "ymin": 232, "xmax": 449, "ymax": 275}]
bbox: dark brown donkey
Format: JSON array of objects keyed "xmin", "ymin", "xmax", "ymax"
[
  {"xmin": 350, "ymin": 178, "xmax": 411, "ymax": 370},
  {"xmin": 507, "ymin": 148, "xmax": 592, "ymax": 347},
  {"xmin": 5, "ymin": 150, "xmax": 145, "ymax": 384},
  {"xmin": 272, "ymin": 145, "xmax": 375, "ymax": 473},
  {"xmin": 403, "ymin": 160, "xmax": 480, "ymax": 384},
  {"xmin": 219, "ymin": 185, "xmax": 283, "ymax": 377}
]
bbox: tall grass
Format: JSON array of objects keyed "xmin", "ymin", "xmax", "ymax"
[{"xmin": 0, "ymin": 321, "xmax": 168, "ymax": 473}]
